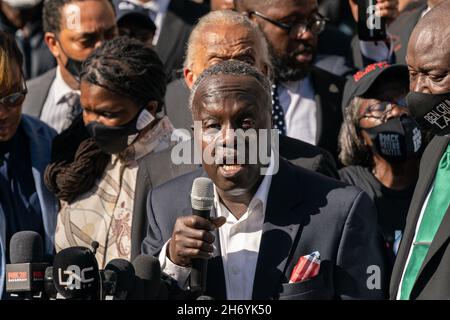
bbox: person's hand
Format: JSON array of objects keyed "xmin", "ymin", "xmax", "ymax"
[
  {"xmin": 349, "ymin": 0, "xmax": 400, "ymax": 25},
  {"xmin": 168, "ymin": 215, "xmax": 226, "ymax": 267}
]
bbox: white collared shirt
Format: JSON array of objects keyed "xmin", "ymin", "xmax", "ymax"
[
  {"xmin": 40, "ymin": 66, "xmax": 80, "ymax": 133},
  {"xmin": 129, "ymin": 0, "xmax": 170, "ymax": 45},
  {"xmin": 159, "ymin": 154, "xmax": 275, "ymax": 300},
  {"xmin": 278, "ymin": 76, "xmax": 317, "ymax": 145}
]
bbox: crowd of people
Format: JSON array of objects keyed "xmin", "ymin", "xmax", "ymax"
[{"xmin": 0, "ymin": 0, "xmax": 449, "ymax": 300}]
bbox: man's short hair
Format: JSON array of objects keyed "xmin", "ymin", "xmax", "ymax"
[
  {"xmin": 43, "ymin": 0, "xmax": 114, "ymax": 34},
  {"xmin": 184, "ymin": 9, "xmax": 270, "ymax": 72},
  {"xmin": 190, "ymin": 60, "xmax": 272, "ymax": 113}
]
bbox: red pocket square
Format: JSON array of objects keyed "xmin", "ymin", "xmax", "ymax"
[{"xmin": 289, "ymin": 251, "xmax": 321, "ymax": 283}]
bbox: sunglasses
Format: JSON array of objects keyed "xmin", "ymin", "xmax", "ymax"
[
  {"xmin": 0, "ymin": 78, "xmax": 27, "ymax": 109},
  {"xmin": 359, "ymin": 98, "xmax": 408, "ymax": 122}
]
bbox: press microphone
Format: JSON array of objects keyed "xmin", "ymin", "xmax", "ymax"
[
  {"xmin": 53, "ymin": 246, "xmax": 101, "ymax": 300},
  {"xmin": 129, "ymin": 254, "xmax": 166, "ymax": 300},
  {"xmin": 43, "ymin": 266, "xmax": 57, "ymax": 299},
  {"xmin": 5, "ymin": 231, "xmax": 49, "ymax": 299},
  {"xmin": 102, "ymin": 258, "xmax": 135, "ymax": 300},
  {"xmin": 190, "ymin": 177, "xmax": 214, "ymax": 296}
]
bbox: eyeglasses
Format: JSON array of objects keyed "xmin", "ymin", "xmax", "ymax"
[
  {"xmin": 249, "ymin": 11, "xmax": 328, "ymax": 38},
  {"xmin": 359, "ymin": 98, "xmax": 408, "ymax": 122},
  {"xmin": 0, "ymin": 78, "xmax": 27, "ymax": 109}
]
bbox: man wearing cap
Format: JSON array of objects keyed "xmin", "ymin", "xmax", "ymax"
[
  {"xmin": 389, "ymin": 1, "xmax": 450, "ymax": 300},
  {"xmin": 113, "ymin": 0, "xmax": 156, "ymax": 47},
  {"xmin": 338, "ymin": 62, "xmax": 424, "ymax": 272}
]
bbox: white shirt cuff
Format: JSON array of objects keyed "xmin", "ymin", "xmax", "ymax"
[
  {"xmin": 359, "ymin": 34, "xmax": 394, "ymax": 62},
  {"xmin": 159, "ymin": 239, "xmax": 191, "ymax": 290}
]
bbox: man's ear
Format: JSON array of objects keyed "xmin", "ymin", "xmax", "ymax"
[
  {"xmin": 184, "ymin": 68, "xmax": 195, "ymax": 89},
  {"xmin": 45, "ymin": 32, "xmax": 60, "ymax": 59}
]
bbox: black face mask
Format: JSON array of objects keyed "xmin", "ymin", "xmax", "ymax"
[
  {"xmin": 363, "ymin": 115, "xmax": 423, "ymax": 163},
  {"xmin": 406, "ymin": 91, "xmax": 450, "ymax": 136},
  {"xmin": 57, "ymin": 40, "xmax": 83, "ymax": 82},
  {"xmin": 86, "ymin": 108, "xmax": 154, "ymax": 154},
  {"xmin": 65, "ymin": 57, "xmax": 83, "ymax": 82}
]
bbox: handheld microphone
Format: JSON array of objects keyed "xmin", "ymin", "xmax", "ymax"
[
  {"xmin": 5, "ymin": 231, "xmax": 49, "ymax": 299},
  {"xmin": 102, "ymin": 258, "xmax": 135, "ymax": 300},
  {"xmin": 52, "ymin": 246, "xmax": 101, "ymax": 300},
  {"xmin": 190, "ymin": 177, "xmax": 214, "ymax": 296},
  {"xmin": 129, "ymin": 255, "xmax": 166, "ymax": 300}
]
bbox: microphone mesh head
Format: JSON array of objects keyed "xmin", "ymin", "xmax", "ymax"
[
  {"xmin": 105, "ymin": 259, "xmax": 135, "ymax": 293},
  {"xmin": 191, "ymin": 177, "xmax": 214, "ymax": 211},
  {"xmin": 53, "ymin": 246, "xmax": 100, "ymax": 300},
  {"xmin": 132, "ymin": 255, "xmax": 162, "ymax": 300},
  {"xmin": 9, "ymin": 231, "xmax": 44, "ymax": 263}
]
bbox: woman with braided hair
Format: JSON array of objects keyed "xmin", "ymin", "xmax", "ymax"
[{"xmin": 45, "ymin": 36, "xmax": 195, "ymax": 267}]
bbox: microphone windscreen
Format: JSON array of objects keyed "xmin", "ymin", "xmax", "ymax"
[
  {"xmin": 44, "ymin": 266, "xmax": 57, "ymax": 299},
  {"xmin": 9, "ymin": 231, "xmax": 44, "ymax": 263},
  {"xmin": 191, "ymin": 177, "xmax": 214, "ymax": 211},
  {"xmin": 105, "ymin": 259, "xmax": 135, "ymax": 295},
  {"xmin": 53, "ymin": 246, "xmax": 100, "ymax": 300},
  {"xmin": 132, "ymin": 255, "xmax": 162, "ymax": 299}
]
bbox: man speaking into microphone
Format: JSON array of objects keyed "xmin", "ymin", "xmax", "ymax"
[{"xmin": 141, "ymin": 60, "xmax": 387, "ymax": 300}]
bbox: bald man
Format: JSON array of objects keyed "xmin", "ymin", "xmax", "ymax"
[{"xmin": 389, "ymin": 0, "xmax": 450, "ymax": 300}]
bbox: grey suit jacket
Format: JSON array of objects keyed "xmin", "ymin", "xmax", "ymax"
[
  {"xmin": 142, "ymin": 158, "xmax": 387, "ymax": 299},
  {"xmin": 131, "ymin": 145, "xmax": 197, "ymax": 260},
  {"xmin": 390, "ymin": 135, "xmax": 450, "ymax": 299},
  {"xmin": 22, "ymin": 68, "xmax": 56, "ymax": 119}
]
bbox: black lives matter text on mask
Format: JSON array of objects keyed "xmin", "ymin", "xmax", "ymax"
[{"xmin": 423, "ymin": 99, "xmax": 450, "ymax": 130}]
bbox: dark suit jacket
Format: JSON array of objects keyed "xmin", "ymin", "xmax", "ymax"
[
  {"xmin": 131, "ymin": 145, "xmax": 197, "ymax": 260},
  {"xmin": 309, "ymin": 66, "xmax": 346, "ymax": 160},
  {"xmin": 22, "ymin": 68, "xmax": 56, "ymax": 119},
  {"xmin": 390, "ymin": 135, "xmax": 450, "ymax": 300},
  {"xmin": 155, "ymin": 0, "xmax": 209, "ymax": 80},
  {"xmin": 142, "ymin": 158, "xmax": 387, "ymax": 299}
]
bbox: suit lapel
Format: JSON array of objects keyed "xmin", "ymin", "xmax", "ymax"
[
  {"xmin": 252, "ymin": 160, "xmax": 304, "ymax": 299},
  {"xmin": 314, "ymin": 93, "xmax": 323, "ymax": 147},
  {"xmin": 130, "ymin": 163, "xmax": 152, "ymax": 260},
  {"xmin": 411, "ymin": 205, "xmax": 450, "ymax": 299},
  {"xmin": 309, "ymin": 69, "xmax": 323, "ymax": 146},
  {"xmin": 390, "ymin": 136, "xmax": 450, "ymax": 298}
]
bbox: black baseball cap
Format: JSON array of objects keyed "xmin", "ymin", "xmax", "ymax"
[
  {"xmin": 342, "ymin": 62, "xmax": 409, "ymax": 113},
  {"xmin": 113, "ymin": 0, "xmax": 156, "ymax": 32}
]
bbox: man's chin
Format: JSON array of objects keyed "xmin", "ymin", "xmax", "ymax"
[{"xmin": 274, "ymin": 62, "xmax": 312, "ymax": 82}]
